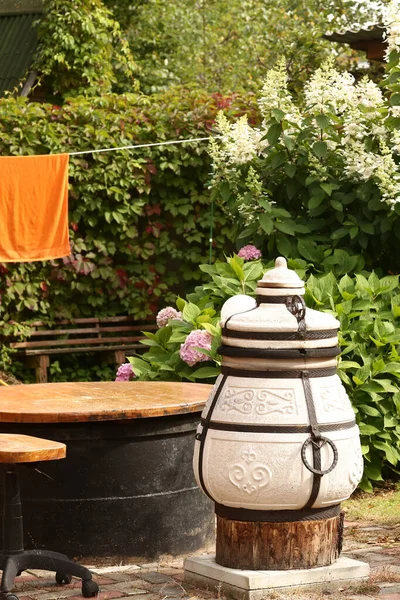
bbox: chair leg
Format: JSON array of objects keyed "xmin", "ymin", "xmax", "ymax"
[
  {"xmin": 0, "ymin": 466, "xmax": 98, "ymax": 599},
  {"xmin": 15, "ymin": 549, "xmax": 94, "ymax": 581},
  {"xmin": 0, "ymin": 550, "xmax": 98, "ymax": 597},
  {"xmin": 0, "ymin": 556, "xmax": 20, "ymax": 593},
  {"xmin": 2, "ymin": 467, "xmax": 24, "ymax": 556}
]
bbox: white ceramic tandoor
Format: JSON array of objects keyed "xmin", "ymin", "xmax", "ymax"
[{"xmin": 193, "ymin": 257, "xmax": 363, "ymax": 518}]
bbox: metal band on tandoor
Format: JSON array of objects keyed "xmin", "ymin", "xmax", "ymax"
[
  {"xmin": 200, "ymin": 419, "xmax": 356, "ymax": 434},
  {"xmin": 215, "ymin": 502, "xmax": 341, "ymax": 523},
  {"xmin": 221, "ymin": 328, "xmax": 338, "ymax": 341},
  {"xmin": 195, "ymin": 374, "xmax": 228, "ymax": 501},
  {"xmin": 221, "ymin": 367, "xmax": 337, "ymax": 378}
]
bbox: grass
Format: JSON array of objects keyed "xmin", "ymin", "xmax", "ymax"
[{"xmin": 343, "ymin": 481, "xmax": 400, "ymax": 526}]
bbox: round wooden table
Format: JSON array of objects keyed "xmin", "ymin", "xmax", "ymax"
[{"xmin": 0, "ymin": 381, "xmax": 213, "ymax": 559}]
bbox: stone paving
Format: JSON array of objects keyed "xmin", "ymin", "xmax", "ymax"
[{"xmin": 8, "ymin": 521, "xmax": 400, "ymax": 600}]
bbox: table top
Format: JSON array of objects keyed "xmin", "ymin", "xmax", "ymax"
[{"xmin": 0, "ymin": 381, "xmax": 212, "ymax": 423}]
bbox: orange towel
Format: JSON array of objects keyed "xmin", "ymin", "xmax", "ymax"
[{"xmin": 0, "ymin": 153, "xmax": 70, "ymax": 262}]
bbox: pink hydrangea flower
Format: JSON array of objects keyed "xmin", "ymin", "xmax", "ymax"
[
  {"xmin": 180, "ymin": 330, "xmax": 212, "ymax": 367},
  {"xmin": 156, "ymin": 306, "xmax": 183, "ymax": 328},
  {"xmin": 237, "ymin": 245, "xmax": 262, "ymax": 260},
  {"xmin": 115, "ymin": 362, "xmax": 135, "ymax": 381}
]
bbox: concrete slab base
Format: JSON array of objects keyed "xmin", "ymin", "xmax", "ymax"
[{"xmin": 184, "ymin": 555, "xmax": 370, "ymax": 600}]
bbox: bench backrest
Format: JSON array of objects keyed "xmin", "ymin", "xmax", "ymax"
[{"xmin": 11, "ymin": 316, "xmax": 157, "ymax": 353}]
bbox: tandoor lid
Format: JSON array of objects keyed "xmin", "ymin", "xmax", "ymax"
[{"xmin": 220, "ymin": 257, "xmax": 339, "ymax": 352}]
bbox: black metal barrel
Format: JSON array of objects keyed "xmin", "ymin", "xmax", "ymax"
[{"xmin": 0, "ymin": 412, "xmax": 214, "ymax": 558}]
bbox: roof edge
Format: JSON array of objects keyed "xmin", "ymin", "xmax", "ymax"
[{"xmin": 0, "ymin": 0, "xmax": 43, "ymax": 16}]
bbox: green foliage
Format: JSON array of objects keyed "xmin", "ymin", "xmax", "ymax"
[
  {"xmin": 105, "ymin": 0, "xmax": 378, "ymax": 95},
  {"xmin": 0, "ymin": 88, "xmax": 257, "ymax": 371},
  {"xmin": 33, "ymin": 0, "xmax": 139, "ymax": 97},
  {"xmin": 130, "ymin": 254, "xmax": 400, "ymax": 487},
  {"xmin": 209, "ymin": 57, "xmax": 400, "ymax": 273},
  {"xmin": 305, "ymin": 271, "xmax": 400, "ymax": 491},
  {"xmin": 12, "ymin": 356, "xmax": 116, "ymax": 383},
  {"xmin": 129, "ymin": 299, "xmax": 221, "ymax": 382}
]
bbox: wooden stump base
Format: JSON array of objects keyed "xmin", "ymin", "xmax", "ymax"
[{"xmin": 216, "ymin": 513, "xmax": 344, "ymax": 571}]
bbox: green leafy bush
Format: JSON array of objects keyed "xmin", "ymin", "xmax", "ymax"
[
  {"xmin": 208, "ymin": 7, "xmax": 400, "ymax": 273},
  {"xmin": 130, "ymin": 298, "xmax": 221, "ymax": 383},
  {"xmin": 129, "ymin": 254, "xmax": 400, "ymax": 489},
  {"xmin": 306, "ymin": 271, "xmax": 400, "ymax": 491},
  {"xmin": 105, "ymin": 0, "xmax": 377, "ymax": 95},
  {"xmin": 0, "ymin": 89, "xmax": 258, "ymax": 373},
  {"xmin": 33, "ymin": 0, "xmax": 139, "ymax": 97}
]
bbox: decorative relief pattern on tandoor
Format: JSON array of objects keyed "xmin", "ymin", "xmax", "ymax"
[
  {"xmin": 348, "ymin": 446, "xmax": 364, "ymax": 488},
  {"xmin": 219, "ymin": 387, "xmax": 296, "ymax": 415},
  {"xmin": 228, "ymin": 444, "xmax": 271, "ymax": 495},
  {"xmin": 320, "ymin": 386, "xmax": 352, "ymax": 413}
]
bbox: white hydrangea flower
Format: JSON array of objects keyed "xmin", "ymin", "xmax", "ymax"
[
  {"xmin": 212, "ymin": 113, "xmax": 266, "ymax": 167},
  {"xmin": 225, "ymin": 116, "xmax": 265, "ymax": 164},
  {"xmin": 258, "ymin": 59, "xmax": 301, "ymax": 125},
  {"xmin": 371, "ymin": 124, "xmax": 387, "ymax": 137},
  {"xmin": 356, "ymin": 78, "xmax": 384, "ymax": 111},
  {"xmin": 392, "ymin": 130, "xmax": 400, "ymax": 152},
  {"xmin": 304, "ymin": 61, "xmax": 356, "ymax": 115},
  {"xmin": 215, "ymin": 111, "xmax": 231, "ymax": 136},
  {"xmin": 343, "ymin": 115, "xmax": 368, "ymax": 143},
  {"xmin": 390, "ymin": 105, "xmax": 400, "ymax": 118},
  {"xmin": 344, "ymin": 140, "xmax": 400, "ymax": 205},
  {"xmin": 344, "ymin": 141, "xmax": 379, "ymax": 181},
  {"xmin": 384, "ymin": 0, "xmax": 400, "ymax": 58}
]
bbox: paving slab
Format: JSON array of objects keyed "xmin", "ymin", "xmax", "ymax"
[
  {"xmin": 116, "ymin": 596, "xmax": 158, "ymax": 600},
  {"xmin": 91, "ymin": 566, "xmax": 141, "ymax": 575},
  {"xmin": 138, "ymin": 572, "xmax": 171, "ymax": 585},
  {"xmin": 99, "ymin": 583, "xmax": 151, "ymax": 595},
  {"xmin": 3, "ymin": 521, "xmax": 400, "ymax": 600}
]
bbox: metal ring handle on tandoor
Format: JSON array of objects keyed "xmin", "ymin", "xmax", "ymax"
[{"xmin": 301, "ymin": 436, "xmax": 339, "ymax": 476}]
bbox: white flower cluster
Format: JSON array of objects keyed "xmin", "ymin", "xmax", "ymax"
[
  {"xmin": 344, "ymin": 141, "xmax": 400, "ymax": 205},
  {"xmin": 342, "ymin": 78, "xmax": 385, "ymax": 144},
  {"xmin": 210, "ymin": 20, "xmax": 400, "ymax": 209},
  {"xmin": 258, "ymin": 59, "xmax": 301, "ymax": 126},
  {"xmin": 345, "ymin": 141, "xmax": 380, "ymax": 180},
  {"xmin": 210, "ymin": 112, "xmax": 266, "ymax": 167},
  {"xmin": 356, "ymin": 78, "xmax": 385, "ymax": 111},
  {"xmin": 392, "ymin": 129, "xmax": 400, "ymax": 153},
  {"xmin": 304, "ymin": 60, "xmax": 356, "ymax": 115},
  {"xmin": 384, "ymin": 0, "xmax": 400, "ymax": 58}
]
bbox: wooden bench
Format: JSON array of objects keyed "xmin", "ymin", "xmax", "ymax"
[{"xmin": 10, "ymin": 316, "xmax": 156, "ymax": 383}]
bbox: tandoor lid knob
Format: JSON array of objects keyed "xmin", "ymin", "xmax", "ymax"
[{"xmin": 258, "ymin": 256, "xmax": 304, "ymax": 290}]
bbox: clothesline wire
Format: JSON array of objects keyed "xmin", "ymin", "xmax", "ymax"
[
  {"xmin": 69, "ymin": 134, "xmax": 219, "ymax": 262},
  {"xmin": 69, "ymin": 136, "xmax": 216, "ymax": 156}
]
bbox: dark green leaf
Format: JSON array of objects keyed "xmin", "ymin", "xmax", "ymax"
[
  {"xmin": 312, "ymin": 141, "xmax": 328, "ymax": 158},
  {"xmin": 270, "ymin": 150, "xmax": 287, "ymax": 169},
  {"xmin": 267, "ymin": 123, "xmax": 282, "ymax": 145}
]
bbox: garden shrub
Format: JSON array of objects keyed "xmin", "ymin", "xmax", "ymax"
[
  {"xmin": 129, "ymin": 253, "xmax": 400, "ymax": 490},
  {"xmin": 0, "ymin": 88, "xmax": 258, "ymax": 373},
  {"xmin": 33, "ymin": 0, "xmax": 139, "ymax": 97},
  {"xmin": 208, "ymin": 4, "xmax": 400, "ymax": 275}
]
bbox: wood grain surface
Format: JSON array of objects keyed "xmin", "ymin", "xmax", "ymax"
[
  {"xmin": 216, "ymin": 514, "xmax": 341, "ymax": 570},
  {"xmin": 0, "ymin": 433, "xmax": 66, "ymax": 463},
  {"xmin": 0, "ymin": 381, "xmax": 212, "ymax": 423}
]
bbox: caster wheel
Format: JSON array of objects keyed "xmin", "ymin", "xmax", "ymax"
[
  {"xmin": 56, "ymin": 573, "xmax": 72, "ymax": 585},
  {"xmin": 2, "ymin": 594, "xmax": 19, "ymax": 600},
  {"xmin": 82, "ymin": 579, "xmax": 99, "ymax": 598}
]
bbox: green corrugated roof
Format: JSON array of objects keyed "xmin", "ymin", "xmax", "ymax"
[{"xmin": 0, "ymin": 10, "xmax": 42, "ymax": 97}]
